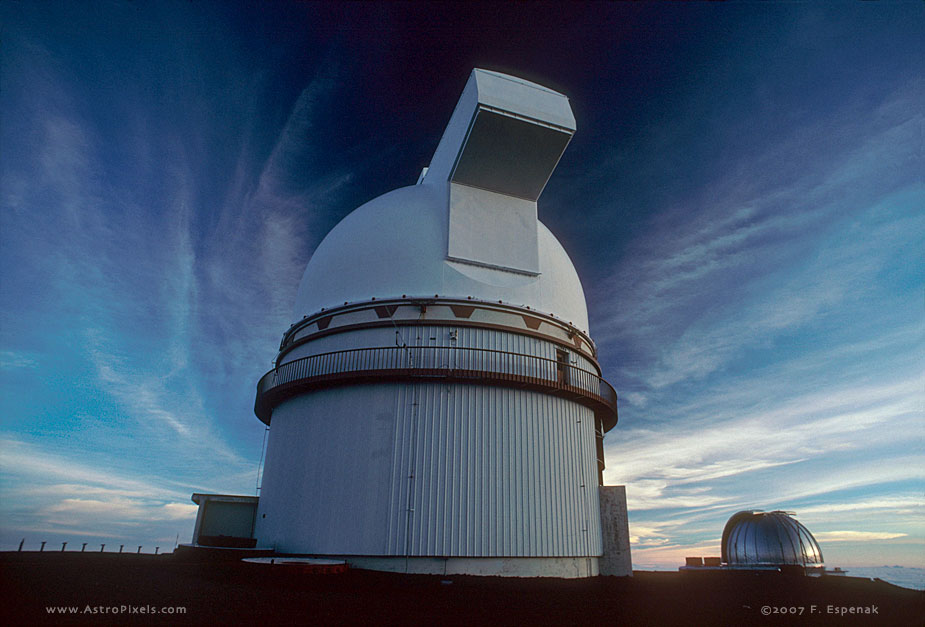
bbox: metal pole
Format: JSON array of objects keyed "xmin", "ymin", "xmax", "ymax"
[
  {"xmin": 100, "ymin": 544, "xmax": 105, "ymax": 552},
  {"xmin": 17, "ymin": 539, "xmax": 23, "ymax": 552},
  {"xmin": 61, "ymin": 542, "xmax": 67, "ymax": 552},
  {"xmin": 154, "ymin": 547, "xmax": 159, "ymax": 555},
  {"xmin": 40, "ymin": 541, "xmax": 46, "ymax": 552},
  {"xmin": 119, "ymin": 545, "xmax": 124, "ymax": 553},
  {"xmin": 81, "ymin": 542, "xmax": 87, "ymax": 552},
  {"xmin": 137, "ymin": 546, "xmax": 142, "ymax": 554}
]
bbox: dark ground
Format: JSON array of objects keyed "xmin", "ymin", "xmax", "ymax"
[{"xmin": 1, "ymin": 552, "xmax": 922, "ymax": 626}]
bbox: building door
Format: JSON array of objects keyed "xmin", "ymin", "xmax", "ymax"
[{"xmin": 556, "ymin": 349, "xmax": 570, "ymax": 386}]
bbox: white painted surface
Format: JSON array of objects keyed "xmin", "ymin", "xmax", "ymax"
[
  {"xmin": 292, "ymin": 184, "xmax": 590, "ymax": 332},
  {"xmin": 470, "ymin": 70, "xmax": 576, "ymax": 131},
  {"xmin": 424, "ymin": 71, "xmax": 478, "ymax": 188},
  {"xmin": 258, "ymin": 69, "xmax": 612, "ymax": 579},
  {"xmin": 447, "ymin": 184, "xmax": 539, "ymax": 275},
  {"xmin": 255, "ymin": 382, "xmax": 601, "ymax": 558},
  {"xmin": 425, "ymin": 69, "xmax": 575, "ymax": 188},
  {"xmin": 293, "ymin": 68, "xmax": 588, "ymax": 331}
]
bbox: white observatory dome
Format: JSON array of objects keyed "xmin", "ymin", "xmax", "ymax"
[
  {"xmin": 294, "ymin": 182, "xmax": 591, "ymax": 333},
  {"xmin": 237, "ymin": 69, "xmax": 630, "ymax": 579}
]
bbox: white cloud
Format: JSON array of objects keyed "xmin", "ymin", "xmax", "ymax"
[
  {"xmin": 607, "ymin": 375, "xmax": 922, "ymax": 488},
  {"xmin": 814, "ymin": 531, "xmax": 909, "ymax": 542},
  {"xmin": 45, "ymin": 498, "xmax": 146, "ymax": 519},
  {"xmin": 0, "ymin": 351, "xmax": 38, "ymax": 370},
  {"xmin": 592, "ymin": 82, "xmax": 924, "ymax": 394},
  {"xmin": 623, "ymin": 392, "xmax": 648, "ymax": 408},
  {"xmin": 0, "ymin": 439, "xmax": 194, "ymax": 507},
  {"xmin": 161, "ymin": 503, "xmax": 199, "ymax": 520},
  {"xmin": 795, "ymin": 496, "xmax": 924, "ymax": 518},
  {"xmin": 0, "ymin": 437, "xmax": 206, "ymax": 548}
]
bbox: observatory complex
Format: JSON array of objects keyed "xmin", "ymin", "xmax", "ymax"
[
  {"xmin": 682, "ymin": 510, "xmax": 833, "ymax": 575},
  {"xmin": 189, "ymin": 69, "xmax": 631, "ymax": 578}
]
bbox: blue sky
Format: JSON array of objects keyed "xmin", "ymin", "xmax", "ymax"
[{"xmin": 1, "ymin": 2, "xmax": 922, "ymax": 567}]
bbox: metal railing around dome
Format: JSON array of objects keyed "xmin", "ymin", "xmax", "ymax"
[{"xmin": 254, "ymin": 345, "xmax": 617, "ymax": 430}]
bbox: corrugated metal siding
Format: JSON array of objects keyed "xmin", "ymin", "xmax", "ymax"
[
  {"xmin": 255, "ymin": 385, "xmax": 398, "ymax": 554},
  {"xmin": 256, "ymin": 382, "xmax": 601, "ymax": 557},
  {"xmin": 260, "ymin": 324, "xmax": 602, "ymax": 558},
  {"xmin": 386, "ymin": 383, "xmax": 600, "ymax": 557}
]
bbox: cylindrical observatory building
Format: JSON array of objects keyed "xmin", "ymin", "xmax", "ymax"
[{"xmin": 251, "ymin": 70, "xmax": 628, "ymax": 578}]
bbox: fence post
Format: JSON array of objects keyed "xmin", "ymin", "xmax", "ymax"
[
  {"xmin": 137, "ymin": 546, "xmax": 142, "ymax": 554},
  {"xmin": 119, "ymin": 544, "xmax": 124, "ymax": 553},
  {"xmin": 17, "ymin": 539, "xmax": 24, "ymax": 552},
  {"xmin": 100, "ymin": 544, "xmax": 105, "ymax": 552},
  {"xmin": 40, "ymin": 541, "xmax": 46, "ymax": 552},
  {"xmin": 81, "ymin": 542, "xmax": 87, "ymax": 552},
  {"xmin": 61, "ymin": 542, "xmax": 67, "ymax": 552}
]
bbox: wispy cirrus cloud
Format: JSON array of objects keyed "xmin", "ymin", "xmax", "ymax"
[
  {"xmin": 0, "ymin": 4, "xmax": 390, "ymax": 555},
  {"xmin": 0, "ymin": 28, "xmax": 355, "ymax": 549},
  {"xmin": 814, "ymin": 531, "xmax": 909, "ymax": 543},
  {"xmin": 591, "ymin": 81, "xmax": 923, "ymax": 392},
  {"xmin": 0, "ymin": 351, "xmax": 38, "ymax": 370},
  {"xmin": 606, "ymin": 367, "xmax": 923, "ymax": 565},
  {"xmin": 0, "ymin": 436, "xmax": 258, "ymax": 549},
  {"xmin": 199, "ymin": 65, "xmax": 355, "ymax": 380},
  {"xmin": 608, "ymin": 376, "xmax": 922, "ymax": 488},
  {"xmin": 589, "ymin": 77, "xmax": 924, "ymax": 568},
  {"xmin": 2, "ymin": 1, "xmax": 921, "ymax": 572},
  {"xmin": 611, "ymin": 183, "xmax": 921, "ymax": 391},
  {"xmin": 795, "ymin": 496, "xmax": 924, "ymax": 518}
]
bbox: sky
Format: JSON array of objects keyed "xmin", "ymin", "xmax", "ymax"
[{"xmin": 1, "ymin": 2, "xmax": 922, "ymax": 568}]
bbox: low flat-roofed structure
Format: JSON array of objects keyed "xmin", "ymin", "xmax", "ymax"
[{"xmin": 190, "ymin": 493, "xmax": 258, "ymax": 548}]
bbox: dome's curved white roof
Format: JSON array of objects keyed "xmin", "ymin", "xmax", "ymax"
[{"xmin": 294, "ymin": 182, "xmax": 590, "ymax": 333}]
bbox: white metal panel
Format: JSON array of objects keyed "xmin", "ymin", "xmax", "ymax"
[
  {"xmin": 472, "ymin": 70, "xmax": 576, "ymax": 132},
  {"xmin": 255, "ymin": 382, "xmax": 601, "ymax": 558},
  {"xmin": 391, "ymin": 383, "xmax": 573, "ymax": 556},
  {"xmin": 291, "ymin": 185, "xmax": 590, "ymax": 333},
  {"xmin": 425, "ymin": 69, "xmax": 575, "ymax": 189},
  {"xmin": 447, "ymin": 184, "xmax": 539, "ymax": 275},
  {"xmin": 255, "ymin": 385, "xmax": 398, "ymax": 554},
  {"xmin": 257, "ymin": 384, "xmax": 601, "ymax": 557}
]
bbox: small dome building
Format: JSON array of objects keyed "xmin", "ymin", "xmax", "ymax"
[{"xmin": 721, "ymin": 511, "xmax": 823, "ymax": 569}]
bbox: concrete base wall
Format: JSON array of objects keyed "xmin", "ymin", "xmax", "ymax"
[
  {"xmin": 326, "ymin": 555, "xmax": 600, "ymax": 578},
  {"xmin": 599, "ymin": 486, "xmax": 633, "ymax": 577}
]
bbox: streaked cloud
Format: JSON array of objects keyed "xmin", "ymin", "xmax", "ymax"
[
  {"xmin": 0, "ymin": 351, "xmax": 38, "ymax": 370},
  {"xmin": 814, "ymin": 531, "xmax": 909, "ymax": 543},
  {"xmin": 0, "ymin": 3, "xmax": 921, "ymax": 571}
]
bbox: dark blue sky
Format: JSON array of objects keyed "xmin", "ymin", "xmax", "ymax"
[{"xmin": 1, "ymin": 2, "xmax": 922, "ymax": 568}]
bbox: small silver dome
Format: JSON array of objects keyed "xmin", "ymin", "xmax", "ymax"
[{"xmin": 721, "ymin": 510, "xmax": 823, "ymax": 567}]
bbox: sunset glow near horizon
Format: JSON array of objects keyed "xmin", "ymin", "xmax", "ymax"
[{"xmin": 1, "ymin": 3, "xmax": 922, "ymax": 569}]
